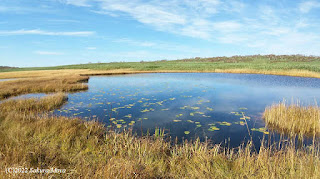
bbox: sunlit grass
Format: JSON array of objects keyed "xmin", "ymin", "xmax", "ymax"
[
  {"xmin": 1, "ymin": 95, "xmax": 320, "ymax": 178},
  {"xmin": 0, "ymin": 75, "xmax": 88, "ymax": 99},
  {"xmin": 2, "ymin": 55, "xmax": 320, "ymax": 79},
  {"xmin": 263, "ymin": 101, "xmax": 320, "ymax": 136},
  {"xmin": 0, "ymin": 92, "xmax": 67, "ymax": 114},
  {"xmin": 1, "ymin": 67, "xmax": 320, "ymax": 178}
]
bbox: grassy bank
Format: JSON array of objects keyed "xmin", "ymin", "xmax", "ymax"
[
  {"xmin": 263, "ymin": 102, "xmax": 320, "ymax": 136},
  {"xmin": 1, "ymin": 55, "xmax": 320, "ymax": 78},
  {"xmin": 1, "ymin": 95, "xmax": 320, "ymax": 178},
  {"xmin": 1, "ymin": 62, "xmax": 320, "ymax": 178},
  {"xmin": 0, "ymin": 93, "xmax": 67, "ymax": 114},
  {"xmin": 0, "ymin": 74, "xmax": 88, "ymax": 100}
]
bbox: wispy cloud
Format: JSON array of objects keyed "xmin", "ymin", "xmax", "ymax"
[
  {"xmin": 0, "ymin": 29, "xmax": 95, "ymax": 36},
  {"xmin": 47, "ymin": 19, "xmax": 81, "ymax": 23},
  {"xmin": 212, "ymin": 21, "xmax": 242, "ymax": 32},
  {"xmin": 98, "ymin": 1, "xmax": 187, "ymax": 29},
  {"xmin": 62, "ymin": 0, "xmax": 240, "ymax": 39},
  {"xmin": 0, "ymin": 4, "xmax": 56, "ymax": 14},
  {"xmin": 34, "ymin": 51, "xmax": 64, "ymax": 55},
  {"xmin": 59, "ymin": 0, "xmax": 320, "ymax": 56},
  {"xmin": 112, "ymin": 37, "xmax": 207, "ymax": 54},
  {"xmin": 1, "ymin": 0, "xmax": 319, "ymax": 64},
  {"xmin": 86, "ymin": 47, "xmax": 97, "ymax": 50},
  {"xmin": 60, "ymin": 0, "xmax": 90, "ymax": 7},
  {"xmin": 299, "ymin": 1, "xmax": 320, "ymax": 13}
]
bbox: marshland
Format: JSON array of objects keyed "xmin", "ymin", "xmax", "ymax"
[{"xmin": 1, "ymin": 55, "xmax": 320, "ymax": 178}]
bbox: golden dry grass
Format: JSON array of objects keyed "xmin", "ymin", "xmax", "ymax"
[
  {"xmin": 0, "ymin": 69, "xmax": 145, "ymax": 79},
  {"xmin": 0, "ymin": 69, "xmax": 91, "ymax": 79},
  {"xmin": 0, "ymin": 92, "xmax": 67, "ymax": 115},
  {"xmin": 1, "ymin": 68, "xmax": 320, "ymax": 80},
  {"xmin": 263, "ymin": 102, "xmax": 320, "ymax": 136},
  {"xmin": 0, "ymin": 74, "xmax": 88, "ymax": 100},
  {"xmin": 1, "ymin": 69, "xmax": 320, "ymax": 178},
  {"xmin": 213, "ymin": 69, "xmax": 320, "ymax": 78},
  {"xmin": 0, "ymin": 95, "xmax": 320, "ymax": 178}
]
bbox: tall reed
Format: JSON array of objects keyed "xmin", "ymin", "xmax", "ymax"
[{"xmin": 263, "ymin": 101, "xmax": 320, "ymax": 136}]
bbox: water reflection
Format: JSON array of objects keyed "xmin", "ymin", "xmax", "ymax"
[{"xmin": 53, "ymin": 73, "xmax": 320, "ymax": 147}]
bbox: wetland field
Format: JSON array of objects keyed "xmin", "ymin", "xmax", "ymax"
[{"xmin": 1, "ymin": 55, "xmax": 320, "ymax": 178}]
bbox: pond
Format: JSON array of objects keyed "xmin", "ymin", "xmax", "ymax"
[{"xmin": 53, "ymin": 73, "xmax": 320, "ymax": 147}]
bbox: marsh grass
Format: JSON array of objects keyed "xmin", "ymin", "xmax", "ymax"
[
  {"xmin": 263, "ymin": 102, "xmax": 320, "ymax": 136},
  {"xmin": 1, "ymin": 95, "xmax": 320, "ymax": 178},
  {"xmin": 2, "ymin": 55, "xmax": 320, "ymax": 79},
  {"xmin": 0, "ymin": 92, "xmax": 67, "ymax": 114},
  {"xmin": 0, "ymin": 75, "xmax": 88, "ymax": 100}
]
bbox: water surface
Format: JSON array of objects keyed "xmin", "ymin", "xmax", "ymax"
[
  {"xmin": 53, "ymin": 73, "xmax": 320, "ymax": 147},
  {"xmin": 0, "ymin": 79, "xmax": 16, "ymax": 82}
]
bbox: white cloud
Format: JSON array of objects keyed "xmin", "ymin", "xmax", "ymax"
[
  {"xmin": 299, "ymin": 1, "xmax": 320, "ymax": 13},
  {"xmin": 48, "ymin": 19, "xmax": 81, "ymax": 23},
  {"xmin": 213, "ymin": 21, "xmax": 242, "ymax": 32},
  {"xmin": 60, "ymin": 0, "xmax": 90, "ymax": 7},
  {"xmin": 112, "ymin": 37, "xmax": 208, "ymax": 54},
  {"xmin": 62, "ymin": 0, "xmax": 245, "ymax": 39},
  {"xmin": 0, "ymin": 29, "xmax": 95, "ymax": 36},
  {"xmin": 34, "ymin": 51, "xmax": 64, "ymax": 55},
  {"xmin": 262, "ymin": 27, "xmax": 291, "ymax": 36},
  {"xmin": 0, "ymin": 0, "xmax": 307, "ymax": 57},
  {"xmin": 58, "ymin": 0, "xmax": 320, "ymax": 56},
  {"xmin": 218, "ymin": 34, "xmax": 247, "ymax": 44},
  {"xmin": 98, "ymin": 1, "xmax": 187, "ymax": 29},
  {"xmin": 86, "ymin": 47, "xmax": 97, "ymax": 50},
  {"xmin": 180, "ymin": 26, "xmax": 211, "ymax": 39},
  {"xmin": 0, "ymin": 4, "xmax": 56, "ymax": 14},
  {"xmin": 261, "ymin": 32, "xmax": 320, "ymax": 55}
]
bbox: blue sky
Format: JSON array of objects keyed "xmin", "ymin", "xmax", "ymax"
[{"xmin": 0, "ymin": 0, "xmax": 320, "ymax": 67}]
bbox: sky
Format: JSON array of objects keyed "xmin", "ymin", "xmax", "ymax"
[{"xmin": 0, "ymin": 0, "xmax": 320, "ymax": 67}]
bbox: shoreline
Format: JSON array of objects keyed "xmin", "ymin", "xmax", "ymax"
[{"xmin": 1, "ymin": 68, "xmax": 320, "ymax": 79}]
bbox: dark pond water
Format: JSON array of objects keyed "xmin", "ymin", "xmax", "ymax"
[{"xmin": 53, "ymin": 73, "xmax": 320, "ymax": 147}]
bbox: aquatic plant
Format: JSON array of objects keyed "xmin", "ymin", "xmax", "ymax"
[
  {"xmin": 251, "ymin": 127, "xmax": 269, "ymax": 134},
  {"xmin": 217, "ymin": 122, "xmax": 232, "ymax": 126},
  {"xmin": 208, "ymin": 126, "xmax": 220, "ymax": 131}
]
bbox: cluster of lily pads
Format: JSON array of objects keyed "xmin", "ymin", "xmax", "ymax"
[{"xmin": 54, "ymin": 84, "xmax": 269, "ymax": 138}]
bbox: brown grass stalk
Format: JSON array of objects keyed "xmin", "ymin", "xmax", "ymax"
[{"xmin": 263, "ymin": 102, "xmax": 320, "ymax": 136}]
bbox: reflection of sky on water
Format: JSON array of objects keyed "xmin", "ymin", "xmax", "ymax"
[
  {"xmin": 0, "ymin": 78, "xmax": 21, "ymax": 82},
  {"xmin": 53, "ymin": 73, "xmax": 320, "ymax": 147},
  {"xmin": 0, "ymin": 93, "xmax": 48, "ymax": 103}
]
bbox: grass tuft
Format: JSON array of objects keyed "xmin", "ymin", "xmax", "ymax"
[
  {"xmin": 0, "ymin": 92, "xmax": 67, "ymax": 114},
  {"xmin": 263, "ymin": 102, "xmax": 320, "ymax": 136},
  {"xmin": 0, "ymin": 75, "xmax": 88, "ymax": 100}
]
